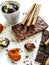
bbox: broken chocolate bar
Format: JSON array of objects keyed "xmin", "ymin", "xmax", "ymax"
[
  {"xmin": 35, "ymin": 51, "xmax": 49, "ymax": 65},
  {"xmin": 39, "ymin": 30, "xmax": 49, "ymax": 55},
  {"xmin": 12, "ymin": 16, "xmax": 48, "ymax": 41},
  {"xmin": 35, "ymin": 30, "xmax": 49, "ymax": 65}
]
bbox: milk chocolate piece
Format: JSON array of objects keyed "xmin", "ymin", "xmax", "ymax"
[
  {"xmin": 35, "ymin": 30, "xmax": 49, "ymax": 65},
  {"xmin": 12, "ymin": 16, "xmax": 48, "ymax": 41}
]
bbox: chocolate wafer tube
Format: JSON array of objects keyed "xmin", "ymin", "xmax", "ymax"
[
  {"xmin": 21, "ymin": 3, "xmax": 36, "ymax": 25},
  {"xmin": 26, "ymin": 4, "xmax": 37, "ymax": 27},
  {"xmin": 31, "ymin": 4, "xmax": 41, "ymax": 26}
]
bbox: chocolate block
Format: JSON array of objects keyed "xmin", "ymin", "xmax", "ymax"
[
  {"xmin": 39, "ymin": 30, "xmax": 49, "ymax": 54},
  {"xmin": 39, "ymin": 43, "xmax": 46, "ymax": 53},
  {"xmin": 35, "ymin": 51, "xmax": 49, "ymax": 65},
  {"xmin": 39, "ymin": 45, "xmax": 49, "ymax": 55},
  {"xmin": 41, "ymin": 30, "xmax": 49, "ymax": 43},
  {"xmin": 35, "ymin": 30, "xmax": 49, "ymax": 65},
  {"xmin": 12, "ymin": 16, "xmax": 48, "ymax": 41},
  {"xmin": 45, "ymin": 45, "xmax": 49, "ymax": 55}
]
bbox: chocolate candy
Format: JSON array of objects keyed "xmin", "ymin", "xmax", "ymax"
[
  {"xmin": 35, "ymin": 51, "xmax": 49, "ymax": 65},
  {"xmin": 35, "ymin": 30, "xmax": 49, "ymax": 65},
  {"xmin": 0, "ymin": 38, "xmax": 10, "ymax": 47},
  {"xmin": 24, "ymin": 42, "xmax": 35, "ymax": 51}
]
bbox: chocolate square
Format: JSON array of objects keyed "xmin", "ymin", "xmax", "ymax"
[
  {"xmin": 41, "ymin": 30, "xmax": 49, "ymax": 43},
  {"xmin": 35, "ymin": 51, "xmax": 49, "ymax": 64},
  {"xmin": 35, "ymin": 30, "xmax": 49, "ymax": 65}
]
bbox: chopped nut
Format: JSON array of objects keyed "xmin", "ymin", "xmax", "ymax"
[
  {"xmin": 35, "ymin": 40, "xmax": 37, "ymax": 43},
  {"xmin": 23, "ymin": 12, "xmax": 27, "ymax": 15},
  {"xmin": 45, "ymin": 39, "xmax": 49, "ymax": 45},
  {"xmin": 18, "ymin": 39, "xmax": 21, "ymax": 42},
  {"xmin": 45, "ymin": 57, "xmax": 49, "ymax": 65},
  {"xmin": 6, "ymin": 49, "xmax": 9, "ymax": 52},
  {"xmin": 0, "ymin": 39, "xmax": 3, "ymax": 42},
  {"xmin": 26, "ymin": 64, "xmax": 29, "ymax": 65}
]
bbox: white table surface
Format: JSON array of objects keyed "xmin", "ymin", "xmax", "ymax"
[{"xmin": 0, "ymin": 0, "xmax": 49, "ymax": 65}]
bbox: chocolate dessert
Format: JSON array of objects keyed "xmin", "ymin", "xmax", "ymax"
[
  {"xmin": 24, "ymin": 42, "xmax": 35, "ymax": 51},
  {"xmin": 0, "ymin": 38, "xmax": 10, "ymax": 47},
  {"xmin": 35, "ymin": 30, "xmax": 49, "ymax": 65}
]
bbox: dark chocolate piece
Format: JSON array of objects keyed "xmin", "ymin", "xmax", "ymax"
[
  {"xmin": 35, "ymin": 30, "xmax": 49, "ymax": 65},
  {"xmin": 24, "ymin": 43, "xmax": 35, "ymax": 51},
  {"xmin": 12, "ymin": 16, "xmax": 48, "ymax": 41},
  {"xmin": 39, "ymin": 43, "xmax": 46, "ymax": 53},
  {"xmin": 41, "ymin": 30, "xmax": 49, "ymax": 43},
  {"xmin": 39, "ymin": 30, "xmax": 49, "ymax": 54},
  {"xmin": 35, "ymin": 51, "xmax": 49, "ymax": 65},
  {"xmin": 0, "ymin": 38, "xmax": 10, "ymax": 47}
]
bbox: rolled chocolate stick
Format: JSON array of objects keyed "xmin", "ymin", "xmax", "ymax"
[
  {"xmin": 26, "ymin": 4, "xmax": 37, "ymax": 27},
  {"xmin": 21, "ymin": 3, "xmax": 36, "ymax": 25},
  {"xmin": 45, "ymin": 38, "xmax": 49, "ymax": 45},
  {"xmin": 31, "ymin": 4, "xmax": 41, "ymax": 26}
]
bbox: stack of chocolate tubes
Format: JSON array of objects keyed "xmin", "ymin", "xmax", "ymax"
[
  {"xmin": 35, "ymin": 30, "xmax": 49, "ymax": 65},
  {"xmin": 12, "ymin": 3, "xmax": 48, "ymax": 41}
]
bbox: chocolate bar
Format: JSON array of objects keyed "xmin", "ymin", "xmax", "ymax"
[
  {"xmin": 35, "ymin": 30, "xmax": 49, "ymax": 65},
  {"xmin": 12, "ymin": 16, "xmax": 48, "ymax": 41},
  {"xmin": 35, "ymin": 51, "xmax": 49, "ymax": 65}
]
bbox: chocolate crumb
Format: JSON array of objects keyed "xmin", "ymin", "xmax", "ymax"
[
  {"xmin": 11, "ymin": 39, "xmax": 16, "ymax": 42},
  {"xmin": 35, "ymin": 40, "xmax": 37, "ymax": 43},
  {"xmin": 11, "ymin": 61, "xmax": 16, "ymax": 64},
  {"xmin": 26, "ymin": 55, "xmax": 29, "ymax": 58},
  {"xmin": 26, "ymin": 64, "xmax": 29, "ymax": 65},
  {"xmin": 23, "ymin": 12, "xmax": 27, "ymax": 15},
  {"xmin": 20, "ymin": 50, "xmax": 23, "ymax": 52},
  {"xmin": 30, "ymin": 62, "xmax": 32, "ymax": 65},
  {"xmin": 6, "ymin": 49, "xmax": 9, "ymax": 52},
  {"xmin": 23, "ymin": 60, "xmax": 26, "ymax": 63}
]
